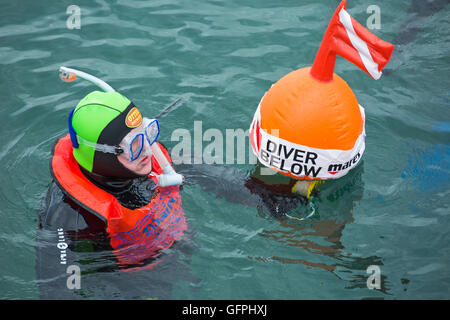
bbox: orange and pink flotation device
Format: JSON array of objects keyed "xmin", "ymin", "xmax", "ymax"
[
  {"xmin": 51, "ymin": 135, "xmax": 187, "ymax": 265},
  {"xmin": 250, "ymin": 0, "xmax": 394, "ymax": 183}
]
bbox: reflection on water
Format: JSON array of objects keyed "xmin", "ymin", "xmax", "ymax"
[
  {"xmin": 36, "ymin": 225, "xmax": 199, "ymax": 299},
  {"xmin": 402, "ymin": 143, "xmax": 450, "ymax": 193},
  {"xmin": 249, "ymin": 163, "xmax": 390, "ymax": 295},
  {"xmin": 180, "ymin": 160, "xmax": 391, "ymax": 295}
]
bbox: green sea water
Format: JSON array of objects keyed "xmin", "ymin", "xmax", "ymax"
[{"xmin": 0, "ymin": 0, "xmax": 449, "ymax": 299}]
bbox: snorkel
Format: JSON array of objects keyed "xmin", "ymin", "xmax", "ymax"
[{"xmin": 59, "ymin": 66, "xmax": 184, "ymax": 187}]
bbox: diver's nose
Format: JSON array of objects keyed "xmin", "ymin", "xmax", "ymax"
[{"xmin": 142, "ymin": 138, "xmax": 153, "ymax": 156}]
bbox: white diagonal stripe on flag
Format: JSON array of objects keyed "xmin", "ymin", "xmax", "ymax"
[{"xmin": 338, "ymin": 8, "xmax": 382, "ymax": 80}]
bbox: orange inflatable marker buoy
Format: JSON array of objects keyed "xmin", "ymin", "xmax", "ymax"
[{"xmin": 250, "ymin": 0, "xmax": 394, "ymax": 181}]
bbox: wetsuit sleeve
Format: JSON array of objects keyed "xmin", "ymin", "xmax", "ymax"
[
  {"xmin": 175, "ymin": 161, "xmax": 306, "ymax": 219},
  {"xmin": 38, "ymin": 181, "xmax": 105, "ymax": 232}
]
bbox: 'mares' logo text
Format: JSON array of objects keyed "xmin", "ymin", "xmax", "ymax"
[{"xmin": 328, "ymin": 152, "xmax": 361, "ymax": 175}]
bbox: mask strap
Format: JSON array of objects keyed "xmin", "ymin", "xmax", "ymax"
[
  {"xmin": 76, "ymin": 135, "xmax": 122, "ymax": 155},
  {"xmin": 68, "ymin": 109, "xmax": 79, "ymax": 148}
]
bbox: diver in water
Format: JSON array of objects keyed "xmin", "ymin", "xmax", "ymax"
[
  {"xmin": 38, "ymin": 68, "xmax": 187, "ymax": 264},
  {"xmin": 36, "ymin": 68, "xmax": 196, "ymax": 299}
]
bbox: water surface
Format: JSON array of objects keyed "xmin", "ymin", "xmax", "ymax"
[{"xmin": 0, "ymin": 0, "xmax": 449, "ymax": 299}]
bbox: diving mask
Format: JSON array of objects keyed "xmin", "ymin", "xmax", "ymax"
[{"xmin": 70, "ymin": 109, "xmax": 160, "ymax": 162}]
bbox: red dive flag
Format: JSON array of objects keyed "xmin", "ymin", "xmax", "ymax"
[{"xmin": 310, "ymin": 0, "xmax": 394, "ymax": 82}]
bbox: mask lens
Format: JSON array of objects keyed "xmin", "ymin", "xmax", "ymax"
[
  {"xmin": 145, "ymin": 119, "xmax": 159, "ymax": 145},
  {"xmin": 130, "ymin": 134, "xmax": 144, "ymax": 161}
]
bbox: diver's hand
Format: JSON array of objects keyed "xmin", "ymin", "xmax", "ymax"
[{"xmin": 292, "ymin": 180, "xmax": 321, "ymax": 199}]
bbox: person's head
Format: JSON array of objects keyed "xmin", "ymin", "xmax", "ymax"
[{"xmin": 69, "ymin": 91, "xmax": 159, "ymax": 179}]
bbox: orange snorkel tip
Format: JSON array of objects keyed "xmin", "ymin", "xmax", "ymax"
[{"xmin": 59, "ymin": 71, "xmax": 77, "ymax": 82}]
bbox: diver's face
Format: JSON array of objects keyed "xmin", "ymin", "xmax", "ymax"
[{"xmin": 117, "ymin": 123, "xmax": 153, "ymax": 176}]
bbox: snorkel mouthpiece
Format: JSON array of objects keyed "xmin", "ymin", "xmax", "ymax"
[
  {"xmin": 151, "ymin": 143, "xmax": 184, "ymax": 186},
  {"xmin": 60, "ymin": 66, "xmax": 184, "ymax": 187}
]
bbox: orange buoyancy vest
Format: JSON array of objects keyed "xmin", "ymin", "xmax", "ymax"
[{"xmin": 50, "ymin": 134, "xmax": 187, "ymax": 265}]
